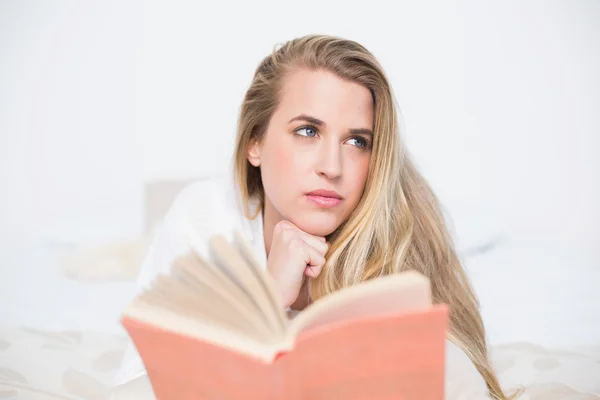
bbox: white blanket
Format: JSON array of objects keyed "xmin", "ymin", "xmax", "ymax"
[{"xmin": 0, "ymin": 326, "xmax": 599, "ymax": 399}]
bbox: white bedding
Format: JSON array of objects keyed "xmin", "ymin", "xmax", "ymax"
[
  {"xmin": 0, "ymin": 236, "xmax": 599, "ymax": 399},
  {"xmin": 464, "ymin": 241, "xmax": 600, "ymax": 349},
  {"xmin": 1, "ymin": 326, "xmax": 599, "ymax": 399},
  {"xmin": 0, "ymin": 238, "xmax": 137, "ymax": 336},
  {"xmin": 0, "ymin": 326, "xmax": 126, "ymax": 400}
]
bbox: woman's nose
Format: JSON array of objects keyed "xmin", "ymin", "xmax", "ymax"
[{"xmin": 315, "ymin": 139, "xmax": 342, "ymax": 179}]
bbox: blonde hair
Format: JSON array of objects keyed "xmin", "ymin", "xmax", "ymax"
[{"xmin": 233, "ymin": 34, "xmax": 515, "ymax": 399}]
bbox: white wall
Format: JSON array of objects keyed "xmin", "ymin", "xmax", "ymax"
[
  {"xmin": 1, "ymin": 1, "xmax": 598, "ymax": 259},
  {"xmin": 136, "ymin": 0, "xmax": 473, "ymax": 188},
  {"xmin": 461, "ymin": 1, "xmax": 600, "ymax": 257},
  {"xmin": 0, "ymin": 1, "xmax": 144, "ymax": 244},
  {"xmin": 138, "ymin": 0, "xmax": 600, "ymax": 259}
]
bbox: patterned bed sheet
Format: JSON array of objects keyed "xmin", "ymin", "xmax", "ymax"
[{"xmin": 0, "ymin": 326, "xmax": 599, "ymax": 399}]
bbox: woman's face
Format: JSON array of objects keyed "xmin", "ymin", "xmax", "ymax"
[{"xmin": 247, "ymin": 68, "xmax": 374, "ymax": 237}]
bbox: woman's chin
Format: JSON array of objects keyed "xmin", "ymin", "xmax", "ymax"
[{"xmin": 290, "ymin": 214, "xmax": 341, "ymax": 238}]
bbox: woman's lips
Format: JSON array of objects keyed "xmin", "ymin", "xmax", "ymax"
[
  {"xmin": 305, "ymin": 190, "xmax": 343, "ymax": 208},
  {"xmin": 306, "ymin": 195, "xmax": 342, "ymax": 207}
]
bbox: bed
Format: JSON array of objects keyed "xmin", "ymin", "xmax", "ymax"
[
  {"xmin": 0, "ymin": 238, "xmax": 136, "ymax": 399},
  {"xmin": 1, "ymin": 180, "xmax": 599, "ymax": 399}
]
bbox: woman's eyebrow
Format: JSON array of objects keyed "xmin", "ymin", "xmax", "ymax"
[
  {"xmin": 288, "ymin": 114, "xmax": 325, "ymax": 126},
  {"xmin": 288, "ymin": 114, "xmax": 373, "ymax": 136},
  {"xmin": 349, "ymin": 128, "xmax": 373, "ymax": 136}
]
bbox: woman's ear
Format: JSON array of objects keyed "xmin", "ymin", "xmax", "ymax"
[{"xmin": 247, "ymin": 139, "xmax": 261, "ymax": 167}]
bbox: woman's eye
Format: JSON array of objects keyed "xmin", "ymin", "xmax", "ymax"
[
  {"xmin": 295, "ymin": 126, "xmax": 318, "ymax": 138},
  {"xmin": 347, "ymin": 136, "xmax": 369, "ymax": 148}
]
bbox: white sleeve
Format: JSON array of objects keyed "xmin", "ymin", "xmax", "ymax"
[
  {"xmin": 112, "ymin": 181, "xmax": 220, "ymax": 387},
  {"xmin": 445, "ymin": 339, "xmax": 492, "ymax": 399}
]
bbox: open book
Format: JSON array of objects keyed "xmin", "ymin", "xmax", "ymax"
[{"xmin": 120, "ymin": 230, "xmax": 449, "ymax": 399}]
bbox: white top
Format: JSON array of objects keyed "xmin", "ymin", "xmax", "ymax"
[{"xmin": 113, "ymin": 176, "xmax": 490, "ymax": 398}]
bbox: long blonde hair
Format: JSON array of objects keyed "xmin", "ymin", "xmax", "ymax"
[{"xmin": 233, "ymin": 34, "xmax": 514, "ymax": 399}]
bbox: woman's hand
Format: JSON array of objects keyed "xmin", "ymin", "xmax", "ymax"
[{"xmin": 266, "ymin": 220, "xmax": 329, "ymax": 309}]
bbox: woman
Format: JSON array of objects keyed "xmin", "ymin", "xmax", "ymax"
[{"xmin": 112, "ymin": 34, "xmax": 512, "ymax": 399}]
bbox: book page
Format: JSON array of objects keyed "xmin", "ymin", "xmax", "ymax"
[
  {"xmin": 132, "ymin": 252, "xmax": 274, "ymax": 342},
  {"xmin": 122, "ymin": 301, "xmax": 286, "ymax": 363},
  {"xmin": 231, "ymin": 230, "xmax": 287, "ymax": 333},
  {"xmin": 124, "ymin": 229, "xmax": 288, "ymax": 346},
  {"xmin": 287, "ymin": 270, "xmax": 432, "ymax": 338},
  {"xmin": 209, "ymin": 233, "xmax": 286, "ymax": 339}
]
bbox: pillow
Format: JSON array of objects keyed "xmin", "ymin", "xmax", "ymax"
[{"xmin": 58, "ymin": 179, "xmax": 198, "ymax": 283}]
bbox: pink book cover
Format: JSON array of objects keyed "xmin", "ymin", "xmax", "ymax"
[{"xmin": 121, "ymin": 304, "xmax": 448, "ymax": 400}]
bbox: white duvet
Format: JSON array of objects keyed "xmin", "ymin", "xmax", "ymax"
[{"xmin": 0, "ymin": 325, "xmax": 599, "ymax": 399}]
